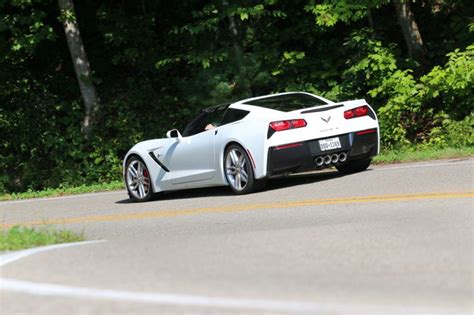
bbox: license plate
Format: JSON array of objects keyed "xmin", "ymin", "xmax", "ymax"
[{"xmin": 319, "ymin": 137, "xmax": 341, "ymax": 151}]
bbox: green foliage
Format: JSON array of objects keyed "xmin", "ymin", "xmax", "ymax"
[
  {"xmin": 339, "ymin": 29, "xmax": 399, "ymax": 97},
  {"xmin": 427, "ymin": 113, "xmax": 474, "ymax": 148},
  {"xmin": 305, "ymin": 0, "xmax": 368, "ymax": 27},
  {"xmin": 374, "ymin": 45, "xmax": 474, "ymax": 147},
  {"xmin": 0, "ymin": 225, "xmax": 84, "ymax": 251},
  {"xmin": 336, "ymin": 29, "xmax": 473, "ymax": 148},
  {"xmin": 421, "ymin": 45, "xmax": 474, "ymax": 118},
  {"xmin": 0, "ymin": 0, "xmax": 56, "ymax": 63},
  {"xmin": 305, "ymin": 0, "xmax": 390, "ymax": 27}
]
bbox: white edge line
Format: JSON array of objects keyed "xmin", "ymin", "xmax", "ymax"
[
  {"xmin": 0, "ymin": 241, "xmax": 466, "ymax": 314},
  {"xmin": 0, "ymin": 190, "xmax": 125, "ymax": 205},
  {"xmin": 374, "ymin": 160, "xmax": 473, "ymax": 171},
  {"xmin": 0, "ymin": 240, "xmax": 106, "ymax": 267},
  {"xmin": 1, "ymin": 277, "xmax": 455, "ymax": 314},
  {"xmin": 0, "ymin": 278, "xmax": 327, "ymax": 313}
]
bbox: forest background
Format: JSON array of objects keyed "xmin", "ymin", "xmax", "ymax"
[{"xmin": 0, "ymin": 0, "xmax": 472, "ymax": 194}]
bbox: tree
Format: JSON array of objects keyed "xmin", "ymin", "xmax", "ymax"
[
  {"xmin": 393, "ymin": 0, "xmax": 425, "ymax": 60},
  {"xmin": 58, "ymin": 0, "xmax": 99, "ymax": 138}
]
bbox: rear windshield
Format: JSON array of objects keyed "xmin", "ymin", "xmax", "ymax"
[{"xmin": 243, "ymin": 93, "xmax": 327, "ymax": 112}]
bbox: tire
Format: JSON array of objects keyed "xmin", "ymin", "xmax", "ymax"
[
  {"xmin": 224, "ymin": 144, "xmax": 262, "ymax": 194},
  {"xmin": 125, "ymin": 156, "xmax": 153, "ymax": 202},
  {"xmin": 336, "ymin": 158, "xmax": 372, "ymax": 175}
]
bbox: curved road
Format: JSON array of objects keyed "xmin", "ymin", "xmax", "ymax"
[{"xmin": 1, "ymin": 158, "xmax": 473, "ymax": 314}]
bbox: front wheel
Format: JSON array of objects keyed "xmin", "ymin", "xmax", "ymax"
[
  {"xmin": 125, "ymin": 156, "xmax": 153, "ymax": 202},
  {"xmin": 224, "ymin": 145, "xmax": 261, "ymax": 194},
  {"xmin": 336, "ymin": 158, "xmax": 372, "ymax": 175}
]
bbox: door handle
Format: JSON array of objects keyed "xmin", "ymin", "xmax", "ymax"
[{"xmin": 214, "ymin": 129, "xmax": 218, "ymax": 135}]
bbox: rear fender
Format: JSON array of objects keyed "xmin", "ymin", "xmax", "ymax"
[{"xmin": 216, "ymin": 121, "xmax": 268, "ymax": 182}]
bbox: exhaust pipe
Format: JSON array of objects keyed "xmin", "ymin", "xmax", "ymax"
[
  {"xmin": 338, "ymin": 152, "xmax": 347, "ymax": 163},
  {"xmin": 331, "ymin": 154, "xmax": 339, "ymax": 164},
  {"xmin": 324, "ymin": 155, "xmax": 332, "ymax": 165},
  {"xmin": 315, "ymin": 156, "xmax": 324, "ymax": 167}
]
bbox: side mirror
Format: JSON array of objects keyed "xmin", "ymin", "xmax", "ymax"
[{"xmin": 166, "ymin": 129, "xmax": 183, "ymax": 142}]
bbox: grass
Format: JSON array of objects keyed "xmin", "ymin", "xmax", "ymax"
[
  {"xmin": 0, "ymin": 226, "xmax": 85, "ymax": 251},
  {"xmin": 374, "ymin": 146, "xmax": 474, "ymax": 164},
  {"xmin": 0, "ymin": 180, "xmax": 123, "ymax": 201},
  {"xmin": 0, "ymin": 146, "xmax": 472, "ymax": 201}
]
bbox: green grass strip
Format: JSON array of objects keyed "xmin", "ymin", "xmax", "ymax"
[
  {"xmin": 374, "ymin": 146, "xmax": 474, "ymax": 164},
  {"xmin": 0, "ymin": 226, "xmax": 85, "ymax": 251},
  {"xmin": 0, "ymin": 180, "xmax": 123, "ymax": 201}
]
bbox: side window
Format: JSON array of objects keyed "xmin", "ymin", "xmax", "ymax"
[
  {"xmin": 221, "ymin": 109, "xmax": 249, "ymax": 125},
  {"xmin": 182, "ymin": 112, "xmax": 208, "ymax": 137},
  {"xmin": 182, "ymin": 107, "xmax": 226, "ymax": 137},
  {"xmin": 206, "ymin": 109, "xmax": 225, "ymax": 128}
]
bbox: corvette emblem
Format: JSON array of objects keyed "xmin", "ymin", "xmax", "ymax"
[{"xmin": 321, "ymin": 115, "xmax": 331, "ymax": 123}]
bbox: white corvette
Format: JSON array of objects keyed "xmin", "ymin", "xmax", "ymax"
[{"xmin": 124, "ymin": 92, "xmax": 380, "ymax": 201}]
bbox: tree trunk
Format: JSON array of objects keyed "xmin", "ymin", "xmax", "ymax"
[
  {"xmin": 367, "ymin": 7, "xmax": 374, "ymax": 31},
  {"xmin": 58, "ymin": 0, "xmax": 99, "ymax": 138},
  {"xmin": 227, "ymin": 10, "xmax": 243, "ymax": 70},
  {"xmin": 222, "ymin": 0, "xmax": 251, "ymax": 97},
  {"xmin": 393, "ymin": 0, "xmax": 425, "ymax": 61}
]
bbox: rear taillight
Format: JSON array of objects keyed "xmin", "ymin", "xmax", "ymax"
[
  {"xmin": 344, "ymin": 110, "xmax": 355, "ymax": 119},
  {"xmin": 290, "ymin": 119, "xmax": 307, "ymax": 128},
  {"xmin": 269, "ymin": 119, "xmax": 307, "ymax": 132},
  {"xmin": 269, "ymin": 120, "xmax": 292, "ymax": 131},
  {"xmin": 344, "ymin": 105, "xmax": 369, "ymax": 119},
  {"xmin": 356, "ymin": 129, "xmax": 377, "ymax": 135}
]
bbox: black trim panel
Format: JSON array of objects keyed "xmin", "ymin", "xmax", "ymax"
[
  {"xmin": 301, "ymin": 104, "xmax": 344, "ymax": 114},
  {"xmin": 267, "ymin": 129, "xmax": 378, "ymax": 176},
  {"xmin": 148, "ymin": 152, "xmax": 170, "ymax": 172},
  {"xmin": 367, "ymin": 107, "xmax": 376, "ymax": 120}
]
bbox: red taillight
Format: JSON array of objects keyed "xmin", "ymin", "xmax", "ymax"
[
  {"xmin": 356, "ymin": 129, "xmax": 376, "ymax": 135},
  {"xmin": 355, "ymin": 106, "xmax": 368, "ymax": 116},
  {"xmin": 344, "ymin": 105, "xmax": 369, "ymax": 119},
  {"xmin": 269, "ymin": 120, "xmax": 292, "ymax": 131},
  {"xmin": 290, "ymin": 119, "xmax": 307, "ymax": 128},
  {"xmin": 344, "ymin": 110, "xmax": 355, "ymax": 119},
  {"xmin": 275, "ymin": 142, "xmax": 303, "ymax": 150},
  {"xmin": 269, "ymin": 119, "xmax": 307, "ymax": 132}
]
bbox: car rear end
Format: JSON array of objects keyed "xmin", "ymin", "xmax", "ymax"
[{"xmin": 265, "ymin": 99, "xmax": 379, "ymax": 176}]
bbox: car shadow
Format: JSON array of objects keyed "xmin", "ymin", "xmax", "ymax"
[{"xmin": 116, "ymin": 169, "xmax": 347, "ymax": 204}]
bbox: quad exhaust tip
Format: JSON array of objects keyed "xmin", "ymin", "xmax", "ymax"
[
  {"xmin": 315, "ymin": 156, "xmax": 324, "ymax": 167},
  {"xmin": 314, "ymin": 152, "xmax": 348, "ymax": 167},
  {"xmin": 338, "ymin": 152, "xmax": 347, "ymax": 162}
]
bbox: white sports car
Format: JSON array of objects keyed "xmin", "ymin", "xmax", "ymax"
[{"xmin": 124, "ymin": 92, "xmax": 380, "ymax": 201}]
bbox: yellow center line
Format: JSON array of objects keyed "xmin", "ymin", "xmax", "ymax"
[{"xmin": 2, "ymin": 191, "xmax": 473, "ymax": 228}]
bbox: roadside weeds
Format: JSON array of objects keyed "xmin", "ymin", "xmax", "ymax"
[{"xmin": 0, "ymin": 226, "xmax": 85, "ymax": 251}]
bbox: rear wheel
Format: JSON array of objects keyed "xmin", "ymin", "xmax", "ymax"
[
  {"xmin": 224, "ymin": 145, "xmax": 262, "ymax": 194},
  {"xmin": 125, "ymin": 156, "xmax": 153, "ymax": 202},
  {"xmin": 336, "ymin": 158, "xmax": 372, "ymax": 175}
]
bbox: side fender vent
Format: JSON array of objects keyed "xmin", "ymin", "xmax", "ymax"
[{"xmin": 148, "ymin": 152, "xmax": 170, "ymax": 172}]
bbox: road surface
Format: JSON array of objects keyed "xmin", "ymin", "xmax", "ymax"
[{"xmin": 0, "ymin": 158, "xmax": 473, "ymax": 314}]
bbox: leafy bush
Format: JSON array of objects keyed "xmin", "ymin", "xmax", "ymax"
[
  {"xmin": 354, "ymin": 40, "xmax": 474, "ymax": 148},
  {"xmin": 427, "ymin": 113, "xmax": 474, "ymax": 148}
]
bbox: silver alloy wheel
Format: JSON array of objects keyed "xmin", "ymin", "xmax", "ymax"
[
  {"xmin": 225, "ymin": 147, "xmax": 249, "ymax": 191},
  {"xmin": 126, "ymin": 159, "xmax": 151, "ymax": 200}
]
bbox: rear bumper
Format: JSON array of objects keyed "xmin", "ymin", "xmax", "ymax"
[{"xmin": 267, "ymin": 129, "xmax": 378, "ymax": 175}]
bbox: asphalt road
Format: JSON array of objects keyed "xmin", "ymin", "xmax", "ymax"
[{"xmin": 0, "ymin": 158, "xmax": 473, "ymax": 314}]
